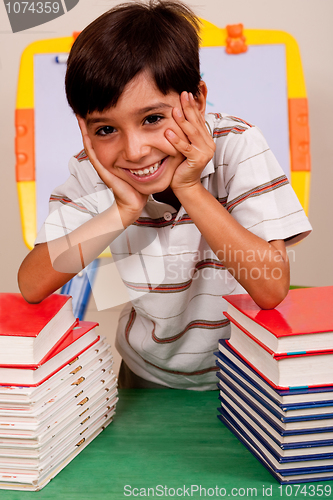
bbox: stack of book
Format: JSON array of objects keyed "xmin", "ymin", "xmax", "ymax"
[
  {"xmin": 0, "ymin": 293, "xmax": 118, "ymax": 491},
  {"xmin": 216, "ymin": 286, "xmax": 333, "ymax": 484}
]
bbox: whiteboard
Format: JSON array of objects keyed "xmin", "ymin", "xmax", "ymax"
[{"xmin": 34, "ymin": 44, "xmax": 290, "ymax": 231}]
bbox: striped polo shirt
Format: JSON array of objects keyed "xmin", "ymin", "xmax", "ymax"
[{"xmin": 36, "ymin": 113, "xmax": 312, "ymax": 390}]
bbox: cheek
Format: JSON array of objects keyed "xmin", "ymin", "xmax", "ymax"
[{"xmin": 89, "ymin": 140, "xmax": 115, "ymax": 169}]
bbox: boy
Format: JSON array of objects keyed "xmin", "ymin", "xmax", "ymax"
[{"xmin": 18, "ymin": 0, "xmax": 312, "ymax": 390}]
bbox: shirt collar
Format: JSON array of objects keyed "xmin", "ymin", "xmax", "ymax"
[{"xmin": 200, "ymin": 157, "xmax": 215, "ymax": 178}]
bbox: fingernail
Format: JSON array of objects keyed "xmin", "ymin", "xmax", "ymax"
[
  {"xmin": 175, "ymin": 108, "xmax": 182, "ymax": 118},
  {"xmin": 166, "ymin": 129, "xmax": 176, "ymax": 139}
]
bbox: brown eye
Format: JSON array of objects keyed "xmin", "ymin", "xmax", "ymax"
[
  {"xmin": 96, "ymin": 126, "xmax": 116, "ymax": 136},
  {"xmin": 144, "ymin": 115, "xmax": 163, "ymax": 125}
]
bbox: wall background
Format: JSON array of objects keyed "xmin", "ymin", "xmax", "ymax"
[{"xmin": 0, "ymin": 0, "xmax": 332, "ymax": 373}]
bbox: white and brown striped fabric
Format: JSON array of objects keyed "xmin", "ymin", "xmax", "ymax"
[{"xmin": 36, "ymin": 113, "xmax": 312, "ymax": 390}]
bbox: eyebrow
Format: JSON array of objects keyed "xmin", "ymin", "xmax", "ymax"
[
  {"xmin": 86, "ymin": 102, "xmax": 173, "ymax": 127},
  {"xmin": 135, "ymin": 102, "xmax": 173, "ymax": 115},
  {"xmin": 85, "ymin": 116, "xmax": 110, "ymax": 127}
]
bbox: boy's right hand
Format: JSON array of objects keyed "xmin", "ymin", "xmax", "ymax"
[{"xmin": 77, "ymin": 117, "xmax": 148, "ymax": 227}]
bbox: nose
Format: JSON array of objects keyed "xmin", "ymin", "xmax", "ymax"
[{"xmin": 122, "ymin": 132, "xmax": 151, "ymax": 163}]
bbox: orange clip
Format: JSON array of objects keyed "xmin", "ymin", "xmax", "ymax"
[
  {"xmin": 71, "ymin": 31, "xmax": 81, "ymax": 48},
  {"xmin": 226, "ymin": 24, "xmax": 247, "ymax": 54},
  {"xmin": 289, "ymin": 98, "xmax": 311, "ymax": 171},
  {"xmin": 15, "ymin": 108, "xmax": 35, "ymax": 182}
]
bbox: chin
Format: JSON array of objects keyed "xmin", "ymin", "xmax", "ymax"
[
  {"xmin": 138, "ymin": 184, "xmax": 169, "ymax": 196},
  {"xmin": 135, "ymin": 176, "xmax": 173, "ymax": 196}
]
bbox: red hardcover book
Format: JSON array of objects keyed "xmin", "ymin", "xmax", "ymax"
[
  {"xmin": 0, "ymin": 321, "xmax": 100, "ymax": 386},
  {"xmin": 224, "ymin": 315, "xmax": 333, "ymax": 389},
  {"xmin": 223, "ymin": 286, "xmax": 333, "ymax": 355},
  {"xmin": 0, "ymin": 294, "xmax": 76, "ymax": 365}
]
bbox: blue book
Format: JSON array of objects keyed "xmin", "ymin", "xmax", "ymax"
[
  {"xmin": 220, "ymin": 399, "xmax": 333, "ymax": 460},
  {"xmin": 217, "ymin": 380, "xmax": 333, "ymax": 436},
  {"xmin": 216, "ymin": 357, "xmax": 333, "ymax": 419},
  {"xmin": 219, "ymin": 397, "xmax": 333, "ymax": 452},
  {"xmin": 220, "ymin": 408, "xmax": 333, "ymax": 470},
  {"xmin": 218, "ymin": 374, "xmax": 333, "ymax": 425},
  {"xmin": 218, "ymin": 390, "xmax": 333, "ymax": 446},
  {"xmin": 218, "ymin": 410, "xmax": 333, "ymax": 484},
  {"xmin": 216, "ymin": 340, "xmax": 333, "ymax": 405}
]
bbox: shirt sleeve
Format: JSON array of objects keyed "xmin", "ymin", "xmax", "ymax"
[
  {"xmin": 35, "ymin": 155, "xmax": 114, "ymax": 245},
  {"xmin": 217, "ymin": 124, "xmax": 312, "ymax": 246}
]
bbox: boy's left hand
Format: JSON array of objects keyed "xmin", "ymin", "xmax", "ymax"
[{"xmin": 166, "ymin": 91, "xmax": 215, "ymax": 192}]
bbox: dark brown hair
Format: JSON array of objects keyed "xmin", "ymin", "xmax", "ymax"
[{"xmin": 65, "ymin": 0, "xmax": 201, "ymax": 117}]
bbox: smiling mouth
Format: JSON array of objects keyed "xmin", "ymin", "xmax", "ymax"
[{"xmin": 129, "ymin": 158, "xmax": 167, "ymax": 177}]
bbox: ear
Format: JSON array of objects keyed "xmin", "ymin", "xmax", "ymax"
[{"xmin": 194, "ymin": 81, "xmax": 208, "ymax": 118}]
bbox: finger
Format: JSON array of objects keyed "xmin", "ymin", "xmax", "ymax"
[
  {"xmin": 166, "ymin": 117, "xmax": 216, "ymax": 169},
  {"xmin": 182, "ymin": 92, "xmax": 213, "ymax": 142},
  {"xmin": 171, "ymin": 107, "xmax": 199, "ymax": 145},
  {"xmin": 181, "ymin": 91, "xmax": 207, "ymax": 128},
  {"xmin": 170, "ymin": 92, "xmax": 206, "ymax": 142},
  {"xmin": 76, "ymin": 116, "xmax": 104, "ymax": 172},
  {"xmin": 77, "ymin": 115, "xmax": 88, "ymax": 136},
  {"xmin": 77, "ymin": 116, "xmax": 97, "ymax": 155},
  {"xmin": 76, "ymin": 121, "xmax": 120, "ymax": 196},
  {"xmin": 165, "ymin": 129, "xmax": 208, "ymax": 165},
  {"xmin": 77, "ymin": 116, "xmax": 93, "ymax": 156},
  {"xmin": 189, "ymin": 94, "xmax": 212, "ymax": 135},
  {"xmin": 173, "ymin": 101, "xmax": 211, "ymax": 148},
  {"xmin": 166, "ymin": 107, "xmax": 189, "ymax": 144},
  {"xmin": 171, "ymin": 113, "xmax": 214, "ymax": 157}
]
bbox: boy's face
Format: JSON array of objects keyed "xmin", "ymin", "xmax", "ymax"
[{"xmin": 83, "ymin": 72, "xmax": 206, "ymax": 195}]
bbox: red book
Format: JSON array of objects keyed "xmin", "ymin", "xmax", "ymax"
[
  {"xmin": 223, "ymin": 286, "xmax": 333, "ymax": 389},
  {"xmin": 223, "ymin": 286, "xmax": 333, "ymax": 355},
  {"xmin": 0, "ymin": 294, "xmax": 76, "ymax": 365},
  {"xmin": 224, "ymin": 318, "xmax": 333, "ymax": 389},
  {"xmin": 0, "ymin": 321, "xmax": 99, "ymax": 387}
]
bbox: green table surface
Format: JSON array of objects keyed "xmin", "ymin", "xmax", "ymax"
[{"xmin": 2, "ymin": 388, "xmax": 333, "ymax": 500}]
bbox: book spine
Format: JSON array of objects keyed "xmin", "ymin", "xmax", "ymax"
[{"xmin": 225, "ymin": 312, "xmax": 275, "ymax": 355}]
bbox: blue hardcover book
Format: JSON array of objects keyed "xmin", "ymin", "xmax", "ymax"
[
  {"xmin": 216, "ymin": 361, "xmax": 333, "ymax": 419},
  {"xmin": 219, "ymin": 398, "xmax": 333, "ymax": 452},
  {"xmin": 218, "ymin": 411, "xmax": 333, "ymax": 484},
  {"xmin": 217, "ymin": 380, "xmax": 333, "ymax": 435},
  {"xmin": 219, "ymin": 409, "xmax": 333, "ymax": 472},
  {"xmin": 216, "ymin": 341, "xmax": 333, "ymax": 405},
  {"xmin": 217, "ymin": 372, "xmax": 333, "ymax": 424},
  {"xmin": 218, "ymin": 390, "xmax": 333, "ymax": 446},
  {"xmin": 220, "ymin": 399, "xmax": 333, "ymax": 461}
]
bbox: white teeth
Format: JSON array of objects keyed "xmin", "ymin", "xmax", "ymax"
[{"xmin": 130, "ymin": 160, "xmax": 162, "ymax": 177}]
